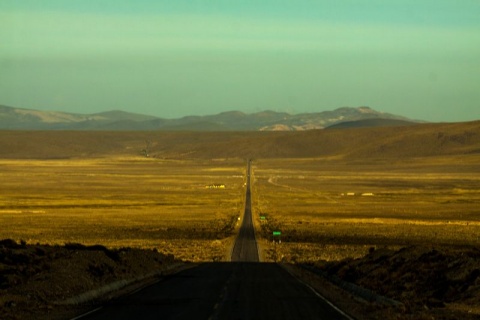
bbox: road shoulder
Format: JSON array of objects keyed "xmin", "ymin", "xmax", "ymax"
[{"xmin": 281, "ymin": 263, "xmax": 403, "ymax": 320}]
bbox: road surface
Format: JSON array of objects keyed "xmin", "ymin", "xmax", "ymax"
[
  {"xmin": 231, "ymin": 160, "xmax": 259, "ymax": 262},
  {"xmin": 79, "ymin": 263, "xmax": 351, "ymax": 320},
  {"xmin": 77, "ymin": 160, "xmax": 351, "ymax": 320}
]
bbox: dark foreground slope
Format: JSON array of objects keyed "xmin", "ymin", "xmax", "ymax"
[
  {"xmin": 2, "ymin": 240, "xmax": 478, "ymax": 320},
  {"xmin": 0, "ymin": 121, "xmax": 478, "ymax": 159}
]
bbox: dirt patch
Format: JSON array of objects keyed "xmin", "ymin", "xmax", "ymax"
[
  {"xmin": 310, "ymin": 245, "xmax": 480, "ymax": 319},
  {"xmin": 0, "ymin": 239, "xmax": 184, "ymax": 320}
]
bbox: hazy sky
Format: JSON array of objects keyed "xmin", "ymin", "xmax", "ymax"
[{"xmin": 1, "ymin": 1, "xmax": 479, "ymax": 121}]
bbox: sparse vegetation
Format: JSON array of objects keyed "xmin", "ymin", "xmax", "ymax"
[
  {"xmin": 251, "ymin": 155, "xmax": 480, "ymax": 318},
  {"xmin": 0, "ymin": 239, "xmax": 179, "ymax": 320},
  {"xmin": 0, "ymin": 123, "xmax": 479, "ymax": 319},
  {"xmin": 0, "ymin": 157, "xmax": 246, "ymax": 261},
  {"xmin": 252, "ymin": 155, "xmax": 480, "ymax": 262}
]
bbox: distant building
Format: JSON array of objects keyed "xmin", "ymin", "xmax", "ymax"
[{"xmin": 206, "ymin": 184, "xmax": 226, "ymax": 189}]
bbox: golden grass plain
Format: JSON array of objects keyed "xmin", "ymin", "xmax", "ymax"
[
  {"xmin": 1, "ymin": 153, "xmax": 480, "ymax": 265},
  {"xmin": 251, "ymin": 155, "xmax": 480, "ymax": 262},
  {"xmin": 0, "ymin": 157, "xmax": 246, "ymax": 261}
]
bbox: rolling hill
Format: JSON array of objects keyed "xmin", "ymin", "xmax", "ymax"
[
  {"xmin": 326, "ymin": 118, "xmax": 416, "ymax": 129},
  {"xmin": 0, "ymin": 105, "xmax": 416, "ymax": 131},
  {"xmin": 0, "ymin": 121, "xmax": 478, "ymax": 160}
]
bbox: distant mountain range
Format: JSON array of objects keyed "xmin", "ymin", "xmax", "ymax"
[{"xmin": 0, "ymin": 105, "xmax": 418, "ymax": 131}]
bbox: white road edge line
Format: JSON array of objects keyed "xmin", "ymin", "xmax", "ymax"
[
  {"xmin": 280, "ymin": 264, "xmax": 356, "ymax": 320},
  {"xmin": 69, "ymin": 306, "xmax": 103, "ymax": 320},
  {"xmin": 303, "ymin": 281, "xmax": 356, "ymax": 320}
]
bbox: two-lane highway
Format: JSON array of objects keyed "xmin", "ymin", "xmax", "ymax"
[
  {"xmin": 231, "ymin": 160, "xmax": 259, "ymax": 262},
  {"xmin": 77, "ymin": 160, "xmax": 352, "ymax": 320},
  {"xmin": 80, "ymin": 263, "xmax": 351, "ymax": 320}
]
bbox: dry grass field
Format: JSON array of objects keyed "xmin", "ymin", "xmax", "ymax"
[
  {"xmin": 0, "ymin": 157, "xmax": 246, "ymax": 261},
  {"xmin": 1, "ymin": 124, "xmax": 479, "ymax": 319},
  {"xmin": 251, "ymin": 155, "xmax": 480, "ymax": 263}
]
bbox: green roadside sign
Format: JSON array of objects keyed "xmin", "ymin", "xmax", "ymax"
[
  {"xmin": 272, "ymin": 231, "xmax": 281, "ymax": 236},
  {"xmin": 260, "ymin": 216, "xmax": 266, "ymax": 220}
]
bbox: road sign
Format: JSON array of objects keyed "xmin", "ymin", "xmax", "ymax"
[
  {"xmin": 272, "ymin": 231, "xmax": 281, "ymax": 236},
  {"xmin": 260, "ymin": 216, "xmax": 266, "ymax": 220}
]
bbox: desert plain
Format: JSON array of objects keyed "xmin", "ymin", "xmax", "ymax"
[
  {"xmin": 1, "ymin": 121, "xmax": 480, "ymax": 319},
  {"xmin": 0, "ymin": 157, "xmax": 246, "ymax": 262}
]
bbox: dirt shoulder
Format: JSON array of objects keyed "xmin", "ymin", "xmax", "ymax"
[
  {"xmin": 0, "ymin": 239, "xmax": 188, "ymax": 320},
  {"xmin": 299, "ymin": 245, "xmax": 480, "ymax": 319}
]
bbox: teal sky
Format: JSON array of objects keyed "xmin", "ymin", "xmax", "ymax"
[{"xmin": 1, "ymin": 1, "xmax": 479, "ymax": 121}]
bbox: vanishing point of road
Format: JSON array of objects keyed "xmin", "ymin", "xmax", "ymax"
[{"xmin": 77, "ymin": 160, "xmax": 352, "ymax": 320}]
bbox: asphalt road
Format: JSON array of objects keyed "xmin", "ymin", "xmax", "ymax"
[
  {"xmin": 79, "ymin": 263, "xmax": 351, "ymax": 320},
  {"xmin": 231, "ymin": 160, "xmax": 259, "ymax": 262},
  {"xmin": 77, "ymin": 160, "xmax": 352, "ymax": 320}
]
